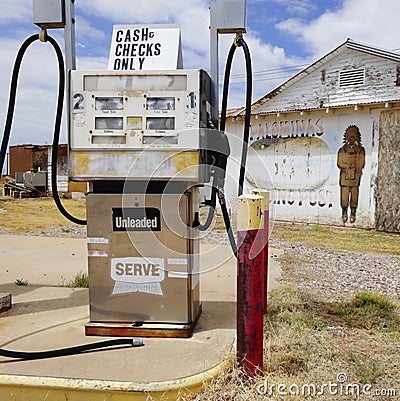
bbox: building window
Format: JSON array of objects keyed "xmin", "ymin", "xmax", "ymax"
[
  {"xmin": 339, "ymin": 68, "xmax": 365, "ymax": 87},
  {"xmin": 321, "ymin": 69, "xmax": 326, "ymax": 84},
  {"xmin": 395, "ymin": 65, "xmax": 400, "ymax": 86}
]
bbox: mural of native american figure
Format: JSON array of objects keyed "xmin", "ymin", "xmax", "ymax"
[{"xmin": 337, "ymin": 125, "xmax": 365, "ymax": 223}]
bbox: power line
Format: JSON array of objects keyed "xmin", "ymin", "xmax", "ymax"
[
  {"xmin": 226, "ymin": 63, "xmax": 309, "ymax": 79},
  {"xmin": 220, "ymin": 64, "xmax": 308, "ymax": 85}
]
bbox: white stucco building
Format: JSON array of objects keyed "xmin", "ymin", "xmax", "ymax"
[{"xmin": 226, "ymin": 39, "xmax": 400, "ymax": 232}]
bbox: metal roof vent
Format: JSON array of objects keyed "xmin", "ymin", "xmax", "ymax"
[{"xmin": 339, "ymin": 68, "xmax": 365, "ymax": 87}]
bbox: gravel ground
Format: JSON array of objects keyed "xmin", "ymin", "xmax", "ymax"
[
  {"xmin": 274, "ymin": 238, "xmax": 400, "ymax": 303},
  {"xmin": 3, "ymin": 226, "xmax": 399, "ymax": 303},
  {"xmin": 203, "ymin": 230, "xmax": 400, "ymax": 303}
]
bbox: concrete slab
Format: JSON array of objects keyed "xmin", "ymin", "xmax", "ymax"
[{"xmin": 0, "ymin": 234, "xmax": 281, "ymax": 399}]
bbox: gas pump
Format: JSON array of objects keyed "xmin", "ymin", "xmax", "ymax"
[
  {"xmin": 0, "ymin": 0, "xmax": 253, "ymax": 349},
  {"xmin": 71, "ymin": 68, "xmax": 219, "ymax": 337}
]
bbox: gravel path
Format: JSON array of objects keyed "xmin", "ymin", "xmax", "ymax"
[{"xmin": 3, "ymin": 226, "xmax": 399, "ymax": 303}]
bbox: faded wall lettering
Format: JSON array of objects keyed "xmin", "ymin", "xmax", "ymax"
[{"xmin": 250, "ymin": 118, "xmax": 324, "ymax": 142}]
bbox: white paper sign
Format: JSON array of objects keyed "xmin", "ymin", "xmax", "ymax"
[
  {"xmin": 111, "ymin": 257, "xmax": 165, "ymax": 295},
  {"xmin": 108, "ymin": 24, "xmax": 183, "ymax": 71}
]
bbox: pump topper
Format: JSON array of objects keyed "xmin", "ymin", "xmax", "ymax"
[{"xmin": 108, "ymin": 24, "xmax": 183, "ymax": 71}]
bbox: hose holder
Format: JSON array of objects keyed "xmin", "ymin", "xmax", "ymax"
[
  {"xmin": 234, "ymin": 30, "xmax": 245, "ymax": 47},
  {"xmin": 39, "ymin": 27, "xmax": 47, "ymax": 42}
]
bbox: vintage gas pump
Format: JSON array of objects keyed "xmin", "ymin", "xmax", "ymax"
[
  {"xmin": 1, "ymin": 0, "xmax": 251, "ymax": 343},
  {"xmin": 70, "ymin": 67, "xmax": 217, "ymax": 337},
  {"xmin": 67, "ymin": 3, "xmax": 248, "ymax": 337}
]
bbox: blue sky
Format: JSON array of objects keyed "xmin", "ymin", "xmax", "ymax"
[{"xmin": 1, "ymin": 0, "xmax": 400, "ymax": 146}]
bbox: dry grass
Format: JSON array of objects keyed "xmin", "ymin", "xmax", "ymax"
[
  {"xmin": 184, "ymin": 287, "xmax": 400, "ymax": 400},
  {"xmin": 0, "ymin": 196, "xmax": 86, "ymax": 233},
  {"xmin": 271, "ymin": 222, "xmax": 400, "ymax": 256}
]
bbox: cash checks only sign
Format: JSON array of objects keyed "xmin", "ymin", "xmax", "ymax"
[{"xmin": 108, "ymin": 24, "xmax": 182, "ymax": 70}]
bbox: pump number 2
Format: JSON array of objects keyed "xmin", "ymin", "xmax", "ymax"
[{"xmin": 73, "ymin": 93, "xmax": 85, "ymax": 111}]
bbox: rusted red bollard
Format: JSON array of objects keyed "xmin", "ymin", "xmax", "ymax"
[
  {"xmin": 237, "ymin": 194, "xmax": 264, "ymax": 376},
  {"xmin": 252, "ymin": 189, "xmax": 269, "ymax": 315}
]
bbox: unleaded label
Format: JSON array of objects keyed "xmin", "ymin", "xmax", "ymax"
[{"xmin": 112, "ymin": 207, "xmax": 161, "ymax": 231}]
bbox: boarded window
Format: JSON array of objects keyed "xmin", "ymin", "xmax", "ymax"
[{"xmin": 339, "ymin": 68, "xmax": 365, "ymax": 87}]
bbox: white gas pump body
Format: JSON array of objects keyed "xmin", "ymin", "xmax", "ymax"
[{"xmin": 69, "ymin": 69, "xmax": 213, "ymax": 182}]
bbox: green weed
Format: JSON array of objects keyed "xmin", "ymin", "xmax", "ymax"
[
  {"xmin": 15, "ymin": 278, "xmax": 28, "ymax": 286},
  {"xmin": 60, "ymin": 272, "xmax": 89, "ymax": 288}
]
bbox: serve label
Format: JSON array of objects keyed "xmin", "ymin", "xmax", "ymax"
[{"xmin": 111, "ymin": 257, "xmax": 165, "ymax": 295}]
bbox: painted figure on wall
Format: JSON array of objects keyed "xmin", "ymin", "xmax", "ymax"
[{"xmin": 337, "ymin": 125, "xmax": 365, "ymax": 223}]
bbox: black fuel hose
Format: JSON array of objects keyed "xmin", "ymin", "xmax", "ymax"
[
  {"xmin": 46, "ymin": 34, "xmax": 87, "ymax": 225},
  {"xmin": 0, "ymin": 33, "xmax": 86, "ymax": 225},
  {"xmin": 220, "ymin": 38, "xmax": 252, "ymax": 197},
  {"xmin": 217, "ymin": 36, "xmax": 253, "ymax": 256},
  {"xmin": 218, "ymin": 188, "xmax": 237, "ymax": 257},
  {"xmin": 194, "ymin": 36, "xmax": 252, "ymax": 247},
  {"xmin": 0, "ymin": 34, "xmax": 39, "ymax": 178},
  {"xmin": 0, "ymin": 338, "xmax": 144, "ymax": 360},
  {"xmin": 194, "ymin": 42, "xmax": 237, "ymax": 233},
  {"xmin": 236, "ymin": 37, "xmax": 252, "ymax": 197},
  {"xmin": 219, "ymin": 43, "xmax": 237, "ymax": 134},
  {"xmin": 193, "ymin": 185, "xmax": 217, "ymax": 231}
]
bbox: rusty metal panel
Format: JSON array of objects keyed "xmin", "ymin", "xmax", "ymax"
[
  {"xmin": 68, "ymin": 181, "xmax": 88, "ymax": 192},
  {"xmin": 9, "ymin": 145, "xmax": 32, "ymax": 178},
  {"xmin": 9, "ymin": 144, "xmax": 63, "ymax": 178}
]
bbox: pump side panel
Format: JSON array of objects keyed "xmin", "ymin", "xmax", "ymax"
[{"xmin": 86, "ymin": 193, "xmax": 196, "ymax": 324}]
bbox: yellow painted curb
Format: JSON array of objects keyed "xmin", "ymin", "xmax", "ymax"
[{"xmin": 0, "ymin": 349, "xmax": 233, "ymax": 401}]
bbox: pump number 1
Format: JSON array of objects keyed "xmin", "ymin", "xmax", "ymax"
[{"xmin": 73, "ymin": 93, "xmax": 85, "ymax": 111}]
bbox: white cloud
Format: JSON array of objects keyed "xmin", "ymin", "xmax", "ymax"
[
  {"xmin": 272, "ymin": 0, "xmax": 316, "ymax": 15},
  {"xmin": 0, "ymin": 0, "xmax": 31, "ymax": 24},
  {"xmin": 78, "ymin": 0, "xmax": 210, "ymax": 53},
  {"xmin": 276, "ymin": 0, "xmax": 400, "ymax": 58},
  {"xmin": 217, "ymin": 34, "xmax": 305, "ymax": 106},
  {"xmin": 77, "ymin": 56, "xmax": 109, "ymax": 71},
  {"xmin": 76, "ymin": 16, "xmax": 106, "ymax": 42}
]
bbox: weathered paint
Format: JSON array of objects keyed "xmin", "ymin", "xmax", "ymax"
[
  {"xmin": 252, "ymin": 189, "xmax": 270, "ymax": 314},
  {"xmin": 247, "ymin": 137, "xmax": 332, "ymax": 190},
  {"xmin": 70, "ymin": 150, "xmax": 200, "ymax": 180},
  {"xmin": 237, "ymin": 194, "xmax": 263, "ymax": 231},
  {"xmin": 0, "ymin": 353, "xmax": 232, "ymax": 401},
  {"xmin": 237, "ymin": 194, "xmax": 264, "ymax": 376},
  {"xmin": 227, "ymin": 108, "xmax": 380, "ymax": 227}
]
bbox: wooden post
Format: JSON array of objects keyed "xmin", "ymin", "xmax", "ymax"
[
  {"xmin": 252, "ymin": 189, "xmax": 270, "ymax": 314},
  {"xmin": 237, "ymin": 194, "xmax": 264, "ymax": 376}
]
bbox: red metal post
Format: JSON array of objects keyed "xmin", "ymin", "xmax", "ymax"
[{"xmin": 237, "ymin": 194, "xmax": 264, "ymax": 376}]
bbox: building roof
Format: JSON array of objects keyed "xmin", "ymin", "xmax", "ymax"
[
  {"xmin": 245, "ymin": 38, "xmax": 400, "ymax": 115},
  {"xmin": 223, "ymin": 107, "xmax": 245, "ymax": 118}
]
